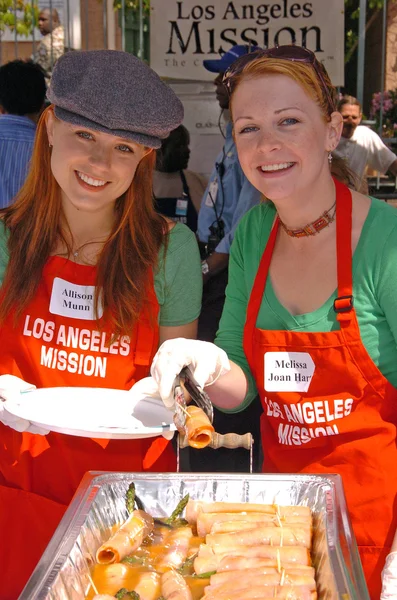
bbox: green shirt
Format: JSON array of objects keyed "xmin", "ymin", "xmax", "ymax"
[
  {"xmin": 0, "ymin": 221, "xmax": 202, "ymax": 327},
  {"xmin": 216, "ymin": 197, "xmax": 397, "ymax": 411}
]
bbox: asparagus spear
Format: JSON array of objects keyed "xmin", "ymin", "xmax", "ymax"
[
  {"xmin": 163, "ymin": 494, "xmax": 189, "ymax": 526},
  {"xmin": 115, "ymin": 589, "xmax": 140, "ymax": 600},
  {"xmin": 125, "ymin": 483, "xmax": 188, "ymax": 527},
  {"xmin": 125, "ymin": 482, "xmax": 144, "ymax": 515},
  {"xmin": 125, "ymin": 483, "xmax": 136, "ymax": 515}
]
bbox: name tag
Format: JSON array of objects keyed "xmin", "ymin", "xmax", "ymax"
[
  {"xmin": 205, "ymin": 179, "xmax": 218, "ymax": 207},
  {"xmin": 175, "ymin": 197, "xmax": 188, "ymax": 217},
  {"xmin": 264, "ymin": 352, "xmax": 315, "ymax": 393},
  {"xmin": 49, "ymin": 277, "xmax": 103, "ymax": 321}
]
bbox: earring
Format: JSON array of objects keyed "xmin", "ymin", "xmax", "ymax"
[
  {"xmin": 49, "ymin": 143, "xmax": 53, "ymax": 149},
  {"xmin": 328, "ymin": 152, "xmax": 333, "ymax": 165}
]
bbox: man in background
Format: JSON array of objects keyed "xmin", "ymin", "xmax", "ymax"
[
  {"xmin": 34, "ymin": 8, "xmax": 65, "ymax": 85},
  {"xmin": 333, "ymin": 95, "xmax": 397, "ymax": 183},
  {"xmin": 197, "ymin": 45, "xmax": 261, "ymax": 342},
  {"xmin": 0, "ymin": 60, "xmax": 46, "ymax": 208}
]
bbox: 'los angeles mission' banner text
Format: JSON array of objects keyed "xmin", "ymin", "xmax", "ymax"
[{"xmin": 150, "ymin": 0, "xmax": 344, "ymax": 84}]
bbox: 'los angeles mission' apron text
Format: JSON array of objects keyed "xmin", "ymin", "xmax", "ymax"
[
  {"xmin": 265, "ymin": 396, "xmax": 354, "ymax": 445},
  {"xmin": 23, "ymin": 316, "xmax": 130, "ymax": 378},
  {"xmin": 21, "ymin": 277, "xmax": 129, "ymax": 378}
]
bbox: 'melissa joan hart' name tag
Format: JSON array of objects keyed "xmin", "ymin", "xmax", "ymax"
[{"xmin": 264, "ymin": 352, "xmax": 315, "ymax": 393}]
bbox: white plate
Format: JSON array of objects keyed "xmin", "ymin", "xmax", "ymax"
[{"xmin": 4, "ymin": 387, "xmax": 176, "ymax": 439}]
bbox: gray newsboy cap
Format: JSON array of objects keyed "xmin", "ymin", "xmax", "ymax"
[{"xmin": 47, "ymin": 50, "xmax": 184, "ymax": 148}]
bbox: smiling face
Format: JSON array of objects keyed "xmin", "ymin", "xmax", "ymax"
[
  {"xmin": 46, "ymin": 111, "xmax": 147, "ymax": 219},
  {"xmin": 231, "ymin": 74, "xmax": 342, "ymax": 204}
]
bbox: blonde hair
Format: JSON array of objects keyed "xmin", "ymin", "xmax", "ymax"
[{"xmin": 230, "ymin": 57, "xmax": 337, "ymax": 122}]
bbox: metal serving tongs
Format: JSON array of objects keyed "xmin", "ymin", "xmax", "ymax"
[
  {"xmin": 173, "ymin": 366, "xmax": 213, "ymax": 432},
  {"xmin": 173, "ymin": 366, "xmax": 255, "ymax": 473}
]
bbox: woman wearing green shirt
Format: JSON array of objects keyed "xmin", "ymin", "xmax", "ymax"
[{"xmin": 142, "ymin": 46, "xmax": 397, "ymax": 599}]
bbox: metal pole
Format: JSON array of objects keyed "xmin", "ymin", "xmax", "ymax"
[
  {"xmin": 103, "ymin": 0, "xmax": 108, "ymax": 49},
  {"xmin": 121, "ymin": 0, "xmax": 125, "ymax": 51},
  {"xmin": 85, "ymin": 0, "xmax": 89, "ymax": 49},
  {"xmin": 356, "ymin": 0, "xmax": 367, "ymax": 106},
  {"xmin": 379, "ymin": 0, "xmax": 388, "ymax": 136},
  {"xmin": 375, "ymin": 1, "xmax": 389, "ymax": 191},
  {"xmin": 13, "ymin": 0, "xmax": 18, "ymax": 58},
  {"xmin": 49, "ymin": 0, "xmax": 54, "ymax": 72},
  {"xmin": 66, "ymin": 0, "xmax": 71, "ymax": 51},
  {"xmin": 139, "ymin": 0, "xmax": 143, "ymax": 59},
  {"xmin": 31, "ymin": 0, "xmax": 36, "ymax": 58}
]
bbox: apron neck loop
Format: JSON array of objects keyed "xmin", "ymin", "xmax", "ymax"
[{"xmin": 179, "ymin": 170, "xmax": 191, "ymax": 199}]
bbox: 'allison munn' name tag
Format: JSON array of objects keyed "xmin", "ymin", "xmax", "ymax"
[
  {"xmin": 49, "ymin": 277, "xmax": 103, "ymax": 321},
  {"xmin": 264, "ymin": 352, "xmax": 315, "ymax": 393}
]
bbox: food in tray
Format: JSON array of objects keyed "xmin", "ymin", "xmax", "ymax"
[{"xmin": 88, "ymin": 486, "xmax": 317, "ymax": 600}]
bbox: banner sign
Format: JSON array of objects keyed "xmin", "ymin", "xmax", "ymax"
[{"xmin": 150, "ymin": 0, "xmax": 344, "ymax": 85}]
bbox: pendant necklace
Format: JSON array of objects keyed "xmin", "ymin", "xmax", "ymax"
[{"xmin": 71, "ymin": 237, "xmax": 107, "ymax": 260}]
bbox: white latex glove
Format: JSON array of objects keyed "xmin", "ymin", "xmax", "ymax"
[
  {"xmin": 0, "ymin": 374, "xmax": 50, "ymax": 435},
  {"xmin": 129, "ymin": 376, "xmax": 175, "ymax": 440},
  {"xmin": 381, "ymin": 551, "xmax": 397, "ymax": 599},
  {"xmin": 150, "ymin": 338, "xmax": 231, "ymax": 409}
]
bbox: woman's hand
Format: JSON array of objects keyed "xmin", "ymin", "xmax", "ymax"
[
  {"xmin": 0, "ymin": 375, "xmax": 49, "ymax": 435},
  {"xmin": 150, "ymin": 338, "xmax": 231, "ymax": 409}
]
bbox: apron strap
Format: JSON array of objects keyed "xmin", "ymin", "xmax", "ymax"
[
  {"xmin": 243, "ymin": 215, "xmax": 279, "ymax": 373},
  {"xmin": 243, "ymin": 178, "xmax": 355, "ymax": 373},
  {"xmin": 333, "ymin": 178, "xmax": 354, "ymax": 321},
  {"xmin": 179, "ymin": 170, "xmax": 191, "ymax": 199}
]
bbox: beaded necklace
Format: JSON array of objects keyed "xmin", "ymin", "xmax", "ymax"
[{"xmin": 279, "ymin": 201, "xmax": 336, "ymax": 238}]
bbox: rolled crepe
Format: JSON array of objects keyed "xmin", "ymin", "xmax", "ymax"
[
  {"xmin": 156, "ymin": 526, "xmax": 193, "ymax": 572},
  {"xmin": 134, "ymin": 572, "xmax": 161, "ymax": 600},
  {"xmin": 161, "ymin": 569, "xmax": 193, "ymax": 600},
  {"xmin": 185, "ymin": 405, "xmax": 214, "ymax": 449},
  {"xmin": 206, "ymin": 526, "xmax": 311, "ymax": 549},
  {"xmin": 216, "ymin": 556, "xmax": 312, "ymax": 573},
  {"xmin": 203, "ymin": 587, "xmax": 317, "ymax": 600},
  {"xmin": 210, "ymin": 519, "xmax": 310, "ymax": 535},
  {"xmin": 194, "ymin": 544, "xmax": 311, "ymax": 574},
  {"xmin": 204, "ymin": 574, "xmax": 316, "ymax": 598},
  {"xmin": 210, "ymin": 565, "xmax": 315, "ymax": 586},
  {"xmin": 96, "ymin": 509, "xmax": 154, "ymax": 564},
  {"xmin": 187, "ymin": 501, "xmax": 310, "ymax": 520},
  {"xmin": 205, "ymin": 573, "xmax": 315, "ymax": 592},
  {"xmin": 197, "ymin": 511, "xmax": 310, "ymax": 536}
]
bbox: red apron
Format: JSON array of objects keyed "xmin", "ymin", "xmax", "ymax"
[
  {"xmin": 0, "ymin": 256, "xmax": 175, "ymax": 599},
  {"xmin": 243, "ymin": 180, "xmax": 397, "ymax": 599}
]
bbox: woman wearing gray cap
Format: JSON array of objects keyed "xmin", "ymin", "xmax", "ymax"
[{"xmin": 0, "ymin": 50, "xmax": 202, "ymax": 597}]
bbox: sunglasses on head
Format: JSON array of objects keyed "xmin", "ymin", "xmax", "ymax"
[{"xmin": 222, "ymin": 45, "xmax": 336, "ymax": 113}]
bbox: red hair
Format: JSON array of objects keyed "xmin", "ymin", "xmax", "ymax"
[{"xmin": 0, "ymin": 106, "xmax": 167, "ymax": 336}]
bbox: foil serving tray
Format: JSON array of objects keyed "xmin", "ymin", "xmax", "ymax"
[{"xmin": 20, "ymin": 472, "xmax": 369, "ymax": 600}]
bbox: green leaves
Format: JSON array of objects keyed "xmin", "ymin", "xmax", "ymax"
[
  {"xmin": 112, "ymin": 0, "xmax": 150, "ymax": 14},
  {"xmin": 0, "ymin": 0, "xmax": 38, "ymax": 37}
]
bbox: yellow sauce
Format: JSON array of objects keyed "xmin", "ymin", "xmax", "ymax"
[{"xmin": 86, "ymin": 524, "xmax": 205, "ymax": 599}]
